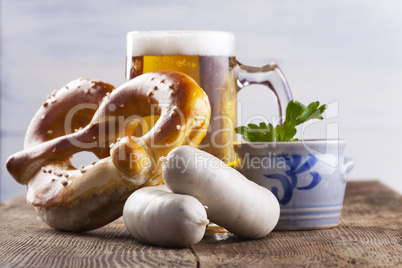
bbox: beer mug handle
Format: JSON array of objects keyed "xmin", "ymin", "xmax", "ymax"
[{"xmin": 236, "ymin": 62, "xmax": 293, "ymax": 123}]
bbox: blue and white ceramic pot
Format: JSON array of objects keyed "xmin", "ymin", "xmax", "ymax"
[{"xmin": 233, "ymin": 140, "xmax": 354, "ymax": 230}]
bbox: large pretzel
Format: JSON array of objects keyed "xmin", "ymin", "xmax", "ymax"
[{"xmin": 6, "ymin": 71, "xmax": 211, "ymax": 232}]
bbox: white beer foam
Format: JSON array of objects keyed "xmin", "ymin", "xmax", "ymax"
[{"xmin": 127, "ymin": 31, "xmax": 235, "ymax": 57}]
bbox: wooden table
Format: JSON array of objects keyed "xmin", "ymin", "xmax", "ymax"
[{"xmin": 1, "ymin": 181, "xmax": 401, "ymax": 267}]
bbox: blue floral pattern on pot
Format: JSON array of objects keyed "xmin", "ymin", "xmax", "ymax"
[{"xmin": 264, "ymin": 154, "xmax": 322, "ymax": 205}]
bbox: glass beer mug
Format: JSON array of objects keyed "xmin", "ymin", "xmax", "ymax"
[{"xmin": 126, "ymin": 31, "xmax": 293, "ymax": 162}]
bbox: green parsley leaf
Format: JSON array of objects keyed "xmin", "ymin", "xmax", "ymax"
[{"xmin": 234, "ymin": 100, "xmax": 327, "ymax": 142}]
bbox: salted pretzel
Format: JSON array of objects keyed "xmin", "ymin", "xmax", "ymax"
[{"xmin": 6, "ymin": 71, "xmax": 211, "ymax": 232}]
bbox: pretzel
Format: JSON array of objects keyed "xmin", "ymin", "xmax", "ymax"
[{"xmin": 6, "ymin": 71, "xmax": 211, "ymax": 231}]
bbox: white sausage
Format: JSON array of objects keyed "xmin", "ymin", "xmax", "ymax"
[
  {"xmin": 123, "ymin": 184, "xmax": 209, "ymax": 248},
  {"xmin": 162, "ymin": 146, "xmax": 280, "ymax": 239}
]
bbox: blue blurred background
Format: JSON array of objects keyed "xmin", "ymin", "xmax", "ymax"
[{"xmin": 1, "ymin": 0, "xmax": 402, "ymax": 202}]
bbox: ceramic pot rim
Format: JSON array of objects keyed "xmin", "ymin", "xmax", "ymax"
[
  {"xmin": 233, "ymin": 139, "xmax": 345, "ymax": 146},
  {"xmin": 233, "ymin": 139, "xmax": 347, "ymax": 155}
]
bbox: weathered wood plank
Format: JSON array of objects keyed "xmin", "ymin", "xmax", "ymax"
[{"xmin": 0, "ymin": 181, "xmax": 401, "ymax": 267}]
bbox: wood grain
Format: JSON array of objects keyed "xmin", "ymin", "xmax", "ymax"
[{"xmin": 0, "ymin": 181, "xmax": 401, "ymax": 267}]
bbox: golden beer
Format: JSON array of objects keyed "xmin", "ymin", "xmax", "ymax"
[{"xmin": 127, "ymin": 54, "xmax": 237, "ymax": 162}]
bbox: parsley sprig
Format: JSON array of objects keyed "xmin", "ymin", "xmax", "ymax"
[{"xmin": 235, "ymin": 100, "xmax": 327, "ymax": 142}]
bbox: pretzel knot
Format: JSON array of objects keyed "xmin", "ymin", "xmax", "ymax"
[{"xmin": 6, "ymin": 71, "xmax": 211, "ymax": 231}]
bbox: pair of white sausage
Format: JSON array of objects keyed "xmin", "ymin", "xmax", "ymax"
[{"xmin": 123, "ymin": 146, "xmax": 280, "ymax": 247}]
